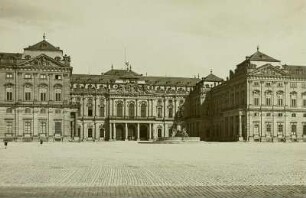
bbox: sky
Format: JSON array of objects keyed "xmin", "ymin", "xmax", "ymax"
[{"xmin": 0, "ymin": 0, "xmax": 306, "ymax": 79}]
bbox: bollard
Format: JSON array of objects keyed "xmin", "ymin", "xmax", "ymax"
[
  {"xmin": 4, "ymin": 141, "xmax": 8, "ymax": 149},
  {"xmin": 40, "ymin": 139, "xmax": 43, "ymax": 145}
]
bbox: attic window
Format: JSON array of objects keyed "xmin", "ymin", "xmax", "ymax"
[
  {"xmin": 55, "ymin": 56, "xmax": 61, "ymax": 61},
  {"xmin": 25, "ymin": 55, "xmax": 31, "ymax": 60},
  {"xmin": 55, "ymin": 75, "xmax": 62, "ymax": 80}
]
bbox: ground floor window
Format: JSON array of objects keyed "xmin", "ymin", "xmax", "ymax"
[
  {"xmin": 277, "ymin": 123, "xmax": 283, "ymax": 135},
  {"xmin": 24, "ymin": 121, "xmax": 32, "ymax": 134},
  {"xmin": 6, "ymin": 121, "xmax": 13, "ymax": 134},
  {"xmin": 266, "ymin": 122, "xmax": 271, "ymax": 136},
  {"xmin": 40, "ymin": 121, "xmax": 47, "ymax": 134},
  {"xmin": 291, "ymin": 123, "xmax": 297, "ymax": 135},
  {"xmin": 303, "ymin": 125, "xmax": 306, "ymax": 136},
  {"xmin": 55, "ymin": 122, "xmax": 62, "ymax": 135}
]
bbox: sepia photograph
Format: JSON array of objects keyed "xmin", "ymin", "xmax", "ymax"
[{"xmin": 0, "ymin": 0, "xmax": 305, "ymax": 197}]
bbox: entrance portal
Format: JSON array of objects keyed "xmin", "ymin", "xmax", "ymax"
[
  {"xmin": 140, "ymin": 125, "xmax": 148, "ymax": 140},
  {"xmin": 116, "ymin": 125, "xmax": 124, "ymax": 140},
  {"xmin": 128, "ymin": 125, "xmax": 136, "ymax": 140}
]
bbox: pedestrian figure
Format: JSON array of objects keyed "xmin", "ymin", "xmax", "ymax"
[
  {"xmin": 40, "ymin": 139, "xmax": 43, "ymax": 145},
  {"xmin": 4, "ymin": 141, "xmax": 8, "ymax": 149}
]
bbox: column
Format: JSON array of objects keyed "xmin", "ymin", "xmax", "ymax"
[
  {"xmin": 109, "ymin": 122, "xmax": 112, "ymax": 140},
  {"xmin": 149, "ymin": 124, "xmax": 152, "ymax": 140},
  {"xmin": 239, "ymin": 113, "xmax": 243, "ymax": 141},
  {"xmin": 137, "ymin": 123, "xmax": 140, "ymax": 141},
  {"xmin": 125, "ymin": 123, "xmax": 128, "ymax": 141},
  {"xmin": 136, "ymin": 99, "xmax": 138, "ymax": 118},
  {"xmin": 113, "ymin": 123, "xmax": 116, "ymax": 140}
]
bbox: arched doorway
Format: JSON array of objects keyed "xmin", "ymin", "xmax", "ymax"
[
  {"xmin": 158, "ymin": 128, "xmax": 162, "ymax": 138},
  {"xmin": 140, "ymin": 125, "xmax": 148, "ymax": 140},
  {"xmin": 116, "ymin": 125, "xmax": 124, "ymax": 140},
  {"xmin": 128, "ymin": 125, "xmax": 136, "ymax": 140},
  {"xmin": 88, "ymin": 128, "xmax": 93, "ymax": 138}
]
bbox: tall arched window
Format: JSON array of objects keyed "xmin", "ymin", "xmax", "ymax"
[
  {"xmin": 117, "ymin": 102, "xmax": 123, "ymax": 117},
  {"xmin": 55, "ymin": 88, "xmax": 62, "ymax": 101},
  {"xmin": 168, "ymin": 106, "xmax": 173, "ymax": 118},
  {"xmin": 100, "ymin": 105, "xmax": 105, "ymax": 117},
  {"xmin": 39, "ymin": 86, "xmax": 47, "ymax": 101},
  {"xmin": 157, "ymin": 107, "xmax": 162, "ymax": 118},
  {"xmin": 24, "ymin": 84, "xmax": 32, "ymax": 101},
  {"xmin": 129, "ymin": 102, "xmax": 135, "ymax": 117},
  {"xmin": 140, "ymin": 103, "xmax": 146, "ymax": 117},
  {"xmin": 5, "ymin": 84, "xmax": 14, "ymax": 101}
]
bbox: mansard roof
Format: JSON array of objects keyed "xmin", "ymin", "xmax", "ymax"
[
  {"xmin": 71, "ymin": 73, "xmax": 199, "ymax": 86},
  {"xmin": 283, "ymin": 64, "xmax": 306, "ymax": 79},
  {"xmin": 24, "ymin": 40, "xmax": 63, "ymax": 52},
  {"xmin": 247, "ymin": 50, "xmax": 280, "ymax": 62},
  {"xmin": 103, "ymin": 69, "xmax": 141, "ymax": 78},
  {"xmin": 203, "ymin": 73, "xmax": 223, "ymax": 82}
]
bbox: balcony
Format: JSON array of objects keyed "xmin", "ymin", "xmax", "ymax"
[{"xmin": 109, "ymin": 116, "xmax": 156, "ymax": 120}]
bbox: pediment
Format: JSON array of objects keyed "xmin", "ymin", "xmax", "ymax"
[
  {"xmin": 250, "ymin": 64, "xmax": 287, "ymax": 77},
  {"xmin": 18, "ymin": 54, "xmax": 67, "ymax": 69}
]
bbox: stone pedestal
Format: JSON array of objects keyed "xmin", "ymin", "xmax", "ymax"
[
  {"xmin": 248, "ymin": 137, "xmax": 254, "ymax": 142},
  {"xmin": 238, "ymin": 136, "xmax": 244, "ymax": 142}
]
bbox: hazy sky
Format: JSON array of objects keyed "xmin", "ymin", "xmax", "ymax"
[{"xmin": 0, "ymin": 0, "xmax": 306, "ymax": 78}]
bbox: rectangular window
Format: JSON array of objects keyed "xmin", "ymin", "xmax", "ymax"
[
  {"xmin": 25, "ymin": 92, "xmax": 31, "ymax": 101},
  {"xmin": 277, "ymin": 82, "xmax": 283, "ymax": 87},
  {"xmin": 266, "ymin": 123, "xmax": 271, "ymax": 135},
  {"xmin": 55, "ymin": 75, "xmax": 62, "ymax": 80},
  {"xmin": 277, "ymin": 123, "xmax": 283, "ymax": 134},
  {"xmin": 266, "ymin": 82, "xmax": 271, "ymax": 87},
  {"xmin": 290, "ymin": 82, "xmax": 297, "ymax": 88},
  {"xmin": 168, "ymin": 108, "xmax": 173, "ymax": 118},
  {"xmin": 40, "ymin": 121, "xmax": 47, "ymax": 134},
  {"xmin": 303, "ymin": 99, "xmax": 306, "ymax": 107},
  {"xmin": 6, "ymin": 91, "xmax": 13, "ymax": 101},
  {"xmin": 278, "ymin": 113, "xmax": 283, "ymax": 117},
  {"xmin": 304, "ymin": 125, "xmax": 306, "ymax": 136},
  {"xmin": 40, "ymin": 93, "xmax": 46, "ymax": 101},
  {"xmin": 157, "ymin": 107, "xmax": 162, "ymax": 118},
  {"xmin": 40, "ymin": 74, "xmax": 47, "ymax": 79},
  {"xmin": 24, "ymin": 121, "xmax": 32, "ymax": 134},
  {"xmin": 254, "ymin": 98, "xmax": 259, "ymax": 106},
  {"xmin": 266, "ymin": 98, "xmax": 271, "ymax": 106},
  {"xmin": 100, "ymin": 107, "xmax": 105, "ymax": 117},
  {"xmin": 291, "ymin": 99, "xmax": 297, "ymax": 107},
  {"xmin": 253, "ymin": 82, "xmax": 259, "ymax": 87},
  {"xmin": 291, "ymin": 124, "xmax": 297, "ymax": 135},
  {"xmin": 6, "ymin": 122, "xmax": 13, "ymax": 134},
  {"xmin": 6, "ymin": 73, "xmax": 13, "ymax": 79},
  {"xmin": 55, "ymin": 122, "xmax": 62, "ymax": 135},
  {"xmin": 88, "ymin": 107, "xmax": 93, "ymax": 117},
  {"xmin": 278, "ymin": 98, "xmax": 283, "ymax": 106},
  {"xmin": 24, "ymin": 74, "xmax": 32, "ymax": 79},
  {"xmin": 55, "ymin": 93, "xmax": 61, "ymax": 101}
]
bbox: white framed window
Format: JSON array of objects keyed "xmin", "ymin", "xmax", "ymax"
[
  {"xmin": 24, "ymin": 74, "xmax": 32, "ymax": 79},
  {"xmin": 6, "ymin": 73, "xmax": 13, "ymax": 79}
]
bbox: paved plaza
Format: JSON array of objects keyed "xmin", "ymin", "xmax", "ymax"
[{"xmin": 0, "ymin": 142, "xmax": 305, "ymax": 197}]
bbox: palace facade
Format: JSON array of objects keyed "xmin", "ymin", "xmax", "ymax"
[
  {"xmin": 188, "ymin": 49, "xmax": 306, "ymax": 142},
  {"xmin": 0, "ymin": 38, "xmax": 305, "ymax": 142}
]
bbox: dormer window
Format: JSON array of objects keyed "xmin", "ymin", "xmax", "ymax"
[
  {"xmin": 55, "ymin": 56, "xmax": 61, "ymax": 61},
  {"xmin": 24, "ymin": 74, "xmax": 32, "ymax": 79},
  {"xmin": 25, "ymin": 55, "xmax": 31, "ymax": 60},
  {"xmin": 55, "ymin": 75, "xmax": 62, "ymax": 80}
]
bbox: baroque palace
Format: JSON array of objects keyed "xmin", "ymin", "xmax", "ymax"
[{"xmin": 0, "ymin": 38, "xmax": 305, "ymax": 142}]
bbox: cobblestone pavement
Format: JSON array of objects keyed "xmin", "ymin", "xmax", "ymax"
[
  {"xmin": 0, "ymin": 142, "xmax": 305, "ymax": 197},
  {"xmin": 0, "ymin": 185, "xmax": 305, "ymax": 198}
]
